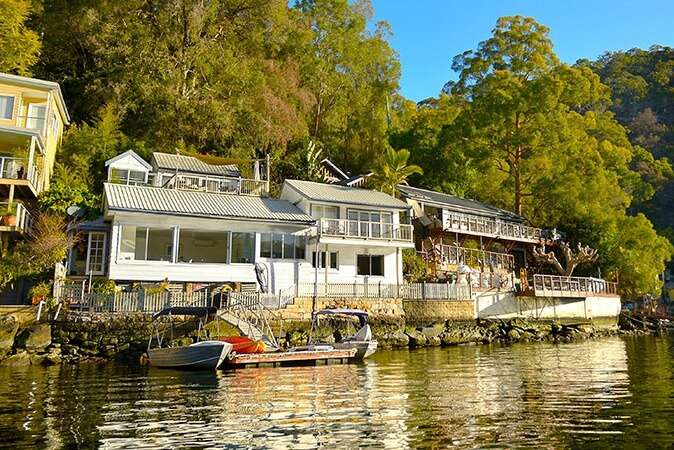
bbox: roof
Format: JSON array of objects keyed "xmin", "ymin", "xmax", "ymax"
[
  {"xmin": 0, "ymin": 72, "xmax": 70, "ymax": 124},
  {"xmin": 320, "ymin": 158, "xmax": 349, "ymax": 180},
  {"xmin": 104, "ymin": 183, "xmax": 315, "ymax": 224},
  {"xmin": 105, "ymin": 150, "xmax": 153, "ymax": 170},
  {"xmin": 397, "ymin": 185, "xmax": 524, "ymax": 223},
  {"xmin": 284, "ymin": 179, "xmax": 409, "ymax": 210},
  {"xmin": 151, "ymin": 152, "xmax": 240, "ymax": 177}
]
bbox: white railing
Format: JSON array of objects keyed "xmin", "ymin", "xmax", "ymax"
[
  {"xmin": 442, "ymin": 211, "xmax": 544, "ymax": 242},
  {"xmin": 0, "ymin": 202, "xmax": 34, "ymax": 232},
  {"xmin": 461, "ymin": 271, "xmax": 513, "ymax": 290},
  {"xmin": 55, "ymin": 287, "xmax": 212, "ymax": 313},
  {"xmin": 228, "ymin": 291, "xmax": 295, "ymax": 310},
  {"xmin": 533, "ymin": 274, "xmax": 618, "ymax": 297},
  {"xmin": 0, "ymin": 156, "xmax": 40, "ymax": 188},
  {"xmin": 294, "ymin": 282, "xmax": 471, "ymax": 300},
  {"xmin": 171, "ymin": 173, "xmax": 267, "ymax": 196},
  {"xmin": 319, "ymin": 218, "xmax": 413, "ymax": 243}
]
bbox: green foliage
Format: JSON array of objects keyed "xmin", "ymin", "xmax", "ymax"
[
  {"xmin": 393, "ymin": 16, "xmax": 672, "ymax": 298},
  {"xmin": 29, "ymin": 281, "xmax": 52, "ymax": 300},
  {"xmin": 92, "ymin": 279, "xmax": 117, "ymax": 295},
  {"xmin": 402, "ymin": 249, "xmax": 426, "ymax": 283},
  {"xmin": 0, "ymin": 213, "xmax": 79, "ymax": 290},
  {"xmin": 0, "ymin": 0, "xmax": 40, "ymax": 75},
  {"xmin": 370, "ymin": 145, "xmax": 423, "ymax": 196}
]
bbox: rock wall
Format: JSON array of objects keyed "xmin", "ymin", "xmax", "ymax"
[{"xmin": 403, "ymin": 300, "xmax": 475, "ymax": 324}]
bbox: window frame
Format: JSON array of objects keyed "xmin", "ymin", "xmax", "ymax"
[
  {"xmin": 0, "ymin": 94, "xmax": 16, "ymax": 120},
  {"xmin": 356, "ymin": 254, "xmax": 385, "ymax": 277},
  {"xmin": 85, "ymin": 232, "xmax": 107, "ymax": 275},
  {"xmin": 260, "ymin": 232, "xmax": 305, "ymax": 260},
  {"xmin": 312, "ymin": 251, "xmax": 339, "ymax": 270}
]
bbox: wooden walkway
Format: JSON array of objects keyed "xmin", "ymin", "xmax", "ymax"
[{"xmin": 224, "ymin": 348, "xmax": 357, "ymax": 368}]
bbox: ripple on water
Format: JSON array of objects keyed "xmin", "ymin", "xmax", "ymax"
[{"xmin": 0, "ymin": 335, "xmax": 673, "ymax": 448}]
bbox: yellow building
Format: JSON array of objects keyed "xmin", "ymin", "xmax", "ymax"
[{"xmin": 0, "ymin": 72, "xmax": 70, "ymax": 233}]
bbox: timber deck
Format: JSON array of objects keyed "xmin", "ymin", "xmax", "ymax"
[{"xmin": 223, "ymin": 348, "xmax": 358, "ymax": 368}]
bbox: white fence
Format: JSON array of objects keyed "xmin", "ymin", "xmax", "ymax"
[
  {"xmin": 56, "ymin": 288, "xmax": 211, "ymax": 313},
  {"xmin": 295, "ymin": 282, "xmax": 471, "ymax": 300},
  {"xmin": 533, "ymin": 274, "xmax": 618, "ymax": 297},
  {"xmin": 319, "ymin": 218, "xmax": 414, "ymax": 243},
  {"xmin": 228, "ymin": 291, "xmax": 295, "ymax": 309}
]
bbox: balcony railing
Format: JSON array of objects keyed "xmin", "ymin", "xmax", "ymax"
[
  {"xmin": 318, "ymin": 218, "xmax": 413, "ymax": 243},
  {"xmin": 294, "ymin": 281, "xmax": 471, "ymax": 300},
  {"xmin": 0, "ymin": 156, "xmax": 40, "ymax": 188},
  {"xmin": 442, "ymin": 211, "xmax": 544, "ymax": 243},
  {"xmin": 533, "ymin": 274, "xmax": 618, "ymax": 297},
  {"xmin": 16, "ymin": 114, "xmax": 47, "ymax": 136},
  {"xmin": 422, "ymin": 244, "xmax": 515, "ymax": 272},
  {"xmin": 0, "ymin": 202, "xmax": 34, "ymax": 232},
  {"xmin": 165, "ymin": 173, "xmax": 268, "ymax": 196}
]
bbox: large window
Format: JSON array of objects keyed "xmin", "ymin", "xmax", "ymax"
[
  {"xmin": 109, "ymin": 167, "xmax": 147, "ymax": 185},
  {"xmin": 178, "ymin": 229, "xmax": 228, "ymax": 263},
  {"xmin": 260, "ymin": 233, "xmax": 305, "ymax": 259},
  {"xmin": 231, "ymin": 232, "xmax": 255, "ymax": 263},
  {"xmin": 357, "ymin": 254, "xmax": 384, "ymax": 276},
  {"xmin": 0, "ymin": 95, "xmax": 14, "ymax": 119},
  {"xmin": 310, "ymin": 204, "xmax": 339, "ymax": 219},
  {"xmin": 312, "ymin": 251, "xmax": 338, "ymax": 269},
  {"xmin": 118, "ymin": 225, "xmax": 173, "ymax": 261},
  {"xmin": 347, "ymin": 210, "xmax": 392, "ymax": 238}
]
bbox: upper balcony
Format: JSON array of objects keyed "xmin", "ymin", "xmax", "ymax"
[
  {"xmin": 161, "ymin": 172, "xmax": 268, "ymax": 196},
  {"xmin": 318, "ymin": 217, "xmax": 414, "ymax": 246},
  {"xmin": 442, "ymin": 211, "xmax": 546, "ymax": 244},
  {"xmin": 0, "ymin": 202, "xmax": 34, "ymax": 234},
  {"xmin": 0, "ymin": 128, "xmax": 44, "ymax": 198}
]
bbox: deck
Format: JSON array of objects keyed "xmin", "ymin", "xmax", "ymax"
[{"xmin": 224, "ymin": 348, "xmax": 358, "ymax": 368}]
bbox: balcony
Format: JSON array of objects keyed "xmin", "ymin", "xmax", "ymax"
[
  {"xmin": 318, "ymin": 218, "xmax": 414, "ymax": 244},
  {"xmin": 0, "ymin": 202, "xmax": 34, "ymax": 233},
  {"xmin": 0, "ymin": 155, "xmax": 41, "ymax": 196},
  {"xmin": 442, "ymin": 211, "xmax": 545, "ymax": 243},
  {"xmin": 532, "ymin": 274, "xmax": 618, "ymax": 298},
  {"xmin": 421, "ymin": 244, "xmax": 515, "ymax": 272},
  {"xmin": 161, "ymin": 172, "xmax": 268, "ymax": 196}
]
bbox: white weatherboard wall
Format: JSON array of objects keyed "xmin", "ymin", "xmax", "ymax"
[{"xmin": 474, "ymin": 291, "xmax": 621, "ymax": 322}]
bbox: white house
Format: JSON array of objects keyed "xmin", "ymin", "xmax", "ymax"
[{"xmin": 68, "ymin": 151, "xmax": 413, "ymax": 295}]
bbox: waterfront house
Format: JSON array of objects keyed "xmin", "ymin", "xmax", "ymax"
[
  {"xmin": 67, "ymin": 151, "xmax": 413, "ymax": 295},
  {"xmin": 397, "ymin": 185, "xmax": 559, "ymax": 289},
  {"xmin": 0, "ymin": 72, "xmax": 70, "ymax": 235}
]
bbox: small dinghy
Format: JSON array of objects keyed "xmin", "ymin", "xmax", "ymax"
[
  {"xmin": 148, "ymin": 306, "xmax": 233, "ymax": 370},
  {"xmin": 220, "ymin": 336, "xmax": 266, "ymax": 354},
  {"xmin": 310, "ymin": 309, "xmax": 378, "ymax": 360}
]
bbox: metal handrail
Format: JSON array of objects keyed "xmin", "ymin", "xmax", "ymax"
[
  {"xmin": 533, "ymin": 274, "xmax": 618, "ymax": 296},
  {"xmin": 318, "ymin": 218, "xmax": 413, "ymax": 242}
]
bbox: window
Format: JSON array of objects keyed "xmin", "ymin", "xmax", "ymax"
[
  {"xmin": 109, "ymin": 168, "xmax": 147, "ymax": 185},
  {"xmin": 118, "ymin": 225, "xmax": 173, "ymax": 261},
  {"xmin": 178, "ymin": 230, "xmax": 228, "ymax": 263},
  {"xmin": 27, "ymin": 104, "xmax": 46, "ymax": 130},
  {"xmin": 86, "ymin": 232, "xmax": 107, "ymax": 275},
  {"xmin": 260, "ymin": 233, "xmax": 305, "ymax": 259},
  {"xmin": 0, "ymin": 95, "xmax": 14, "ymax": 119},
  {"xmin": 50, "ymin": 112, "xmax": 58, "ymax": 136},
  {"xmin": 357, "ymin": 255, "xmax": 384, "ymax": 276},
  {"xmin": 231, "ymin": 232, "xmax": 255, "ymax": 263},
  {"xmin": 310, "ymin": 204, "xmax": 339, "ymax": 219},
  {"xmin": 312, "ymin": 251, "xmax": 338, "ymax": 269},
  {"xmin": 347, "ymin": 210, "xmax": 392, "ymax": 238}
]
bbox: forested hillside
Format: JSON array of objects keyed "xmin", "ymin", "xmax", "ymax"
[{"xmin": 2, "ymin": 0, "xmax": 672, "ymax": 298}]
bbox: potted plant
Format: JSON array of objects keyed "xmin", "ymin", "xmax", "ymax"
[
  {"xmin": 30, "ymin": 281, "xmax": 52, "ymax": 305},
  {"xmin": 0, "ymin": 203, "xmax": 17, "ymax": 226}
]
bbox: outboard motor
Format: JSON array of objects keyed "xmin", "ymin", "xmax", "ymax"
[{"xmin": 255, "ymin": 263, "xmax": 269, "ymax": 293}]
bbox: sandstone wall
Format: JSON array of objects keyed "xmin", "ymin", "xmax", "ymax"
[{"xmin": 403, "ymin": 300, "xmax": 475, "ymax": 324}]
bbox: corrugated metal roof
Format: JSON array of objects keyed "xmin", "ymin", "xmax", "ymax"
[
  {"xmin": 284, "ymin": 179, "xmax": 409, "ymax": 209},
  {"xmin": 151, "ymin": 152, "xmax": 241, "ymax": 177},
  {"xmin": 397, "ymin": 185, "xmax": 524, "ymax": 223},
  {"xmin": 104, "ymin": 183, "xmax": 314, "ymax": 223}
]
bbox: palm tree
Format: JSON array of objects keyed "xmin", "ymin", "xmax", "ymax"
[{"xmin": 371, "ymin": 146, "xmax": 423, "ymax": 196}]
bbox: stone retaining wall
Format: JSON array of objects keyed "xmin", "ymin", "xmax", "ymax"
[{"xmin": 403, "ymin": 300, "xmax": 475, "ymax": 324}]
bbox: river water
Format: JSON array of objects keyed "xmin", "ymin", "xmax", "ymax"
[{"xmin": 1, "ymin": 334, "xmax": 673, "ymax": 449}]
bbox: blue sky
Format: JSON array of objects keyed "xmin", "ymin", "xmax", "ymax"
[{"xmin": 370, "ymin": 0, "xmax": 674, "ymax": 101}]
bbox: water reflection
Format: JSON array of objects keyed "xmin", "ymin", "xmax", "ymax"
[{"xmin": 0, "ymin": 335, "xmax": 672, "ymax": 449}]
